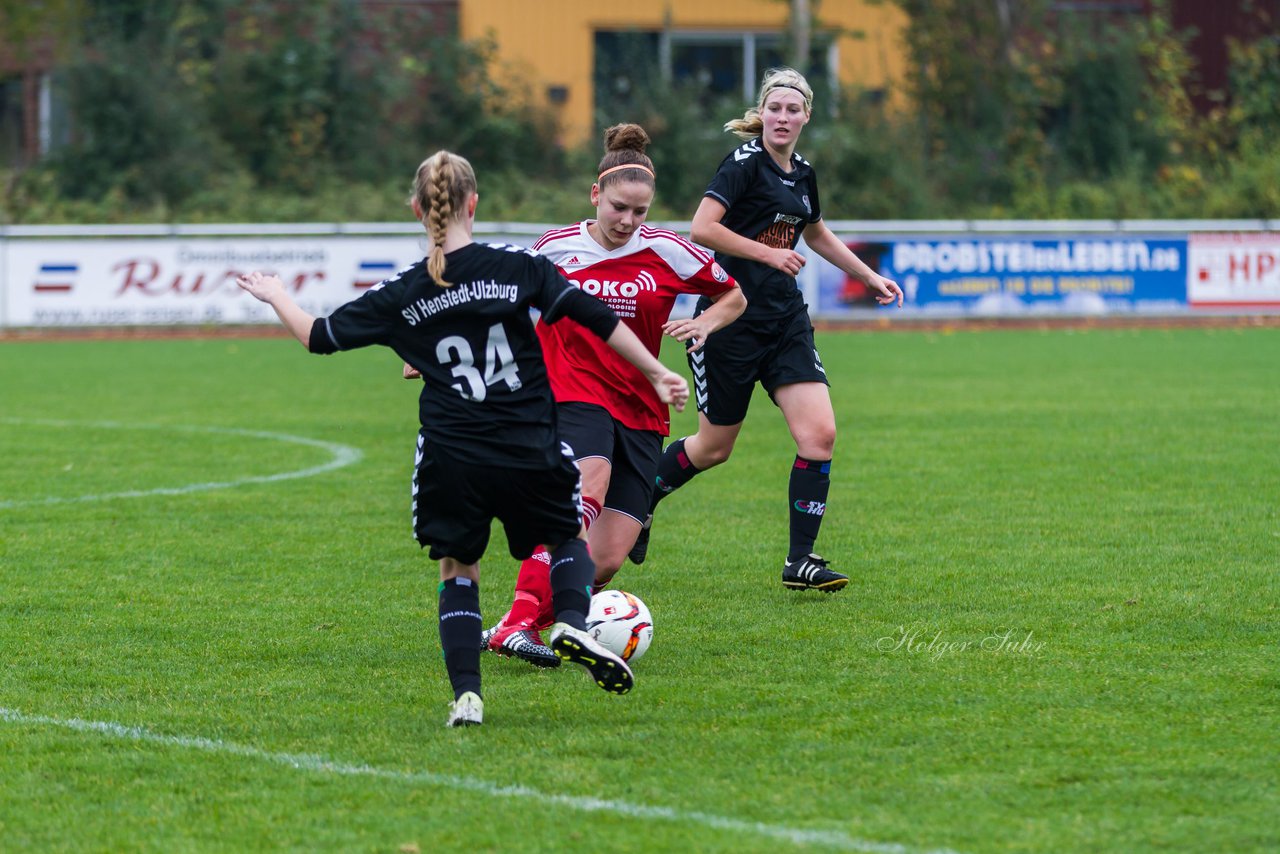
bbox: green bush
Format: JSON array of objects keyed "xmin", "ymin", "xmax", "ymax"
[
  {"xmin": 4, "ymin": 0, "xmax": 1277, "ymax": 225},
  {"xmin": 50, "ymin": 59, "xmax": 227, "ymax": 207},
  {"xmin": 1053, "ymin": 32, "xmax": 1163, "ymax": 179},
  {"xmin": 3, "ymin": 0, "xmax": 568, "ymax": 223},
  {"xmin": 800, "ymin": 97, "xmax": 939, "ymax": 219}
]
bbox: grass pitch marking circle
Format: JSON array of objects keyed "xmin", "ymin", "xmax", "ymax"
[{"xmin": 0, "ymin": 418, "xmax": 363, "ymax": 509}]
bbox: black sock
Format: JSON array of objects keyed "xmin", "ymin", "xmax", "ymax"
[
  {"xmin": 548, "ymin": 538, "xmax": 595, "ymax": 630},
  {"xmin": 438, "ymin": 577, "xmax": 482, "ymax": 699},
  {"xmin": 788, "ymin": 456, "xmax": 831, "ymax": 561},
  {"xmin": 650, "ymin": 437, "xmax": 701, "ymax": 513}
]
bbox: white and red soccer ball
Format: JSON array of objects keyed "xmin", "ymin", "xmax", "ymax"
[{"xmin": 587, "ymin": 590, "xmax": 653, "ymax": 662}]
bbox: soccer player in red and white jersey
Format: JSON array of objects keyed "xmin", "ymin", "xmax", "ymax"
[{"xmin": 482, "ymin": 123, "xmax": 746, "ymax": 666}]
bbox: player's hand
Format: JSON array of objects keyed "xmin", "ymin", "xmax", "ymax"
[
  {"xmin": 765, "ymin": 248, "xmax": 806, "ymax": 277},
  {"xmin": 662, "ymin": 316, "xmax": 715, "ymax": 353},
  {"xmin": 869, "ymin": 274, "xmax": 903, "ymax": 307},
  {"xmin": 653, "ymin": 371, "xmax": 689, "ymax": 413},
  {"xmin": 236, "ymin": 271, "xmax": 286, "ymax": 303},
  {"xmin": 403, "ymin": 362, "xmax": 421, "ymax": 380}
]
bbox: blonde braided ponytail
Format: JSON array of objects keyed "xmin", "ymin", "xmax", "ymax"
[{"xmin": 411, "ymin": 151, "xmax": 477, "ymax": 287}]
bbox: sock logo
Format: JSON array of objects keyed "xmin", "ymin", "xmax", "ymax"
[
  {"xmin": 440, "ymin": 609, "xmax": 482, "ymax": 621},
  {"xmin": 794, "ymin": 500, "xmax": 826, "ymax": 516}
]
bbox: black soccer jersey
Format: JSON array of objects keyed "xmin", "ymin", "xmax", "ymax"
[
  {"xmin": 702, "ymin": 138, "xmax": 822, "ymax": 320},
  {"xmin": 308, "ymin": 241, "xmax": 618, "ymax": 469}
]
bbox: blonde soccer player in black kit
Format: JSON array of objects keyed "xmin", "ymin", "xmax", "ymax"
[
  {"xmin": 237, "ymin": 150, "xmax": 688, "ymax": 727},
  {"xmin": 632, "ymin": 67, "xmax": 903, "ymax": 591}
]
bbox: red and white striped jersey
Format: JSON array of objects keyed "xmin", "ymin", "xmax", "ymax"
[{"xmin": 533, "ymin": 221, "xmax": 738, "ymax": 434}]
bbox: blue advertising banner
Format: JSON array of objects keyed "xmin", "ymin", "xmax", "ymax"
[{"xmin": 818, "ymin": 237, "xmax": 1189, "ymax": 314}]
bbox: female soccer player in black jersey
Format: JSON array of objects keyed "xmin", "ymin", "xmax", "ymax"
[
  {"xmin": 236, "ymin": 150, "xmax": 688, "ymax": 726},
  {"xmin": 634, "ymin": 67, "xmax": 902, "ymax": 593}
]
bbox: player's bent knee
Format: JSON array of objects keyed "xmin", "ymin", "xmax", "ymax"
[
  {"xmin": 795, "ymin": 425, "xmax": 836, "ymax": 460},
  {"xmin": 695, "ymin": 440, "xmax": 735, "ymax": 468},
  {"xmin": 592, "ymin": 548, "xmax": 626, "ymax": 583},
  {"xmin": 803, "ymin": 436, "xmax": 836, "ymax": 459}
]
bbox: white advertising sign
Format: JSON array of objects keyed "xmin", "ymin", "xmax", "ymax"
[
  {"xmin": 5, "ymin": 236, "xmax": 430, "ymax": 326},
  {"xmin": 1187, "ymin": 232, "xmax": 1280, "ymax": 307}
]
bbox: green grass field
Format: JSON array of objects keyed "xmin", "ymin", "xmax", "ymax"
[{"xmin": 1, "ymin": 326, "xmax": 1276, "ymax": 853}]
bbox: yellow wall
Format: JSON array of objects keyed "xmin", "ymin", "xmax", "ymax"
[{"xmin": 459, "ymin": 0, "xmax": 908, "ymax": 147}]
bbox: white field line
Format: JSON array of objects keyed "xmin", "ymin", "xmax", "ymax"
[
  {"xmin": 0, "ymin": 707, "xmax": 960, "ymax": 854},
  {"xmin": 0, "ymin": 418, "xmax": 362, "ymax": 509}
]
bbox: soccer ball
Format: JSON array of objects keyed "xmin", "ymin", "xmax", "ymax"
[{"xmin": 587, "ymin": 590, "xmax": 653, "ymax": 663}]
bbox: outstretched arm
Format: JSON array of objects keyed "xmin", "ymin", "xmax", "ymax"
[
  {"xmin": 802, "ymin": 221, "xmax": 903, "ymax": 307},
  {"xmin": 550, "ymin": 285, "xmax": 690, "ymax": 411},
  {"xmin": 236, "ymin": 272, "xmax": 317, "ymax": 346},
  {"xmin": 604, "ymin": 322, "xmax": 689, "ymax": 412},
  {"xmin": 662, "ymin": 287, "xmax": 746, "ymax": 352}
]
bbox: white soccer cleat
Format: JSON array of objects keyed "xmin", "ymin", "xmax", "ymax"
[
  {"xmin": 494, "ymin": 628, "xmax": 561, "ymax": 668},
  {"xmin": 548, "ymin": 622, "xmax": 634, "ymax": 695},
  {"xmin": 447, "ymin": 691, "xmax": 483, "ymax": 727}
]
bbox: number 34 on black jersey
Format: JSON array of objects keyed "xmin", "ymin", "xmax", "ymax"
[{"xmin": 307, "ymin": 241, "xmax": 620, "ymax": 470}]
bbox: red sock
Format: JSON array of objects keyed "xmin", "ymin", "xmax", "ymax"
[
  {"xmin": 506, "ymin": 547, "xmax": 552, "ymax": 630},
  {"xmin": 582, "ymin": 496, "xmax": 612, "ymax": 596},
  {"xmin": 582, "ymin": 495, "xmax": 601, "ymax": 531}
]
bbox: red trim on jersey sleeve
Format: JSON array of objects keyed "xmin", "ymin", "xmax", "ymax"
[
  {"xmin": 533, "ymin": 224, "xmax": 580, "ymax": 253},
  {"xmin": 638, "ymin": 225, "xmax": 714, "ymax": 267}
]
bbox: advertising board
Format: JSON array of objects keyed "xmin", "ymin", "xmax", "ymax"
[
  {"xmin": 6, "ymin": 236, "xmax": 426, "ymax": 327},
  {"xmin": 3, "ymin": 224, "xmax": 1278, "ymax": 327},
  {"xmin": 818, "ymin": 236, "xmax": 1189, "ymax": 315},
  {"xmin": 1186, "ymin": 232, "xmax": 1280, "ymax": 308}
]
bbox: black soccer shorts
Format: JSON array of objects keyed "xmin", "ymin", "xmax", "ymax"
[
  {"xmin": 412, "ymin": 433, "xmax": 583, "ymax": 565},
  {"xmin": 556, "ymin": 401, "xmax": 662, "ymax": 523},
  {"xmin": 689, "ymin": 308, "xmax": 829, "ymax": 426}
]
